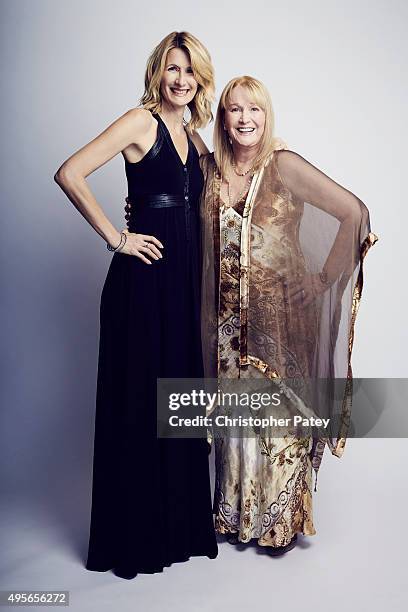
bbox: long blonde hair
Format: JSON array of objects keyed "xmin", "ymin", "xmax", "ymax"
[
  {"xmin": 140, "ymin": 31, "xmax": 215, "ymax": 132},
  {"xmin": 214, "ymin": 76, "xmax": 278, "ymax": 178}
]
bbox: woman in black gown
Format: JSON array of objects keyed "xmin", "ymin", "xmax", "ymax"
[{"xmin": 54, "ymin": 31, "xmax": 218, "ymax": 578}]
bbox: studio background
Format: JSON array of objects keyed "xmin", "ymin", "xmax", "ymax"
[{"xmin": 1, "ymin": 1, "xmax": 407, "ymax": 611}]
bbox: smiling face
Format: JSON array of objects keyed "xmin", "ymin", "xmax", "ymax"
[
  {"xmin": 224, "ymin": 85, "xmax": 266, "ymax": 151},
  {"xmin": 160, "ymin": 47, "xmax": 198, "ymax": 109}
]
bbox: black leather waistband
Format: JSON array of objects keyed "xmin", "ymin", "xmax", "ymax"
[
  {"xmin": 125, "ymin": 193, "xmax": 193, "ymax": 242},
  {"xmin": 134, "ymin": 194, "xmax": 185, "ymax": 208}
]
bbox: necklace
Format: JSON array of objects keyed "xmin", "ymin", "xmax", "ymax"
[
  {"xmin": 232, "ymin": 157, "xmax": 256, "ymax": 177},
  {"xmin": 226, "ymin": 174, "xmax": 252, "ymax": 208}
]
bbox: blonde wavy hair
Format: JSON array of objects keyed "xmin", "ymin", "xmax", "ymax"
[
  {"xmin": 214, "ymin": 76, "xmax": 280, "ymax": 178},
  {"xmin": 140, "ymin": 31, "xmax": 215, "ymax": 133}
]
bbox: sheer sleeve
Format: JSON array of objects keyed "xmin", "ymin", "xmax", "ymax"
[
  {"xmin": 276, "ymin": 150, "xmax": 371, "ymax": 285},
  {"xmin": 275, "ymin": 149, "xmax": 378, "ymax": 462},
  {"xmin": 199, "ymin": 153, "xmax": 219, "ymax": 378}
]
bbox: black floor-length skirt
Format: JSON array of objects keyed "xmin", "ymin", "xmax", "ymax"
[{"xmin": 85, "ymin": 205, "xmax": 217, "ymax": 578}]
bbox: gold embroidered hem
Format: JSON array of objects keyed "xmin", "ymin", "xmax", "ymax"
[
  {"xmin": 214, "ymin": 436, "xmax": 317, "ymax": 547},
  {"xmin": 331, "ymin": 230, "xmax": 378, "ymax": 458}
]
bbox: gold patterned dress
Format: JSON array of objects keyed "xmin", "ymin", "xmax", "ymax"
[
  {"xmin": 214, "ymin": 186, "xmax": 316, "ymax": 547},
  {"xmin": 199, "ymin": 149, "xmax": 377, "ymax": 549}
]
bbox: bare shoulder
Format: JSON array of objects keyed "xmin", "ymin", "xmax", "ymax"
[
  {"xmin": 120, "ymin": 108, "xmax": 157, "ymax": 161},
  {"xmin": 121, "ymin": 107, "xmax": 154, "ymax": 134},
  {"xmin": 190, "ymin": 130, "xmax": 210, "ymax": 156},
  {"xmin": 94, "ymin": 107, "xmax": 155, "ymax": 147}
]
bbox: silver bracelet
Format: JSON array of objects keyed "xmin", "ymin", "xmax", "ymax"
[{"xmin": 107, "ymin": 231, "xmax": 126, "ymax": 252}]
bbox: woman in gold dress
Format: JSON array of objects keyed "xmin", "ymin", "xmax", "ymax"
[{"xmin": 200, "ymin": 76, "xmax": 377, "ymax": 555}]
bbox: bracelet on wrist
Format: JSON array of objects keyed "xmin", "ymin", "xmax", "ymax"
[{"xmin": 107, "ymin": 231, "xmax": 127, "ymax": 252}]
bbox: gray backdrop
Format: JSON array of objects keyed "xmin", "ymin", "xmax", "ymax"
[{"xmin": 1, "ymin": 0, "xmax": 407, "ymax": 611}]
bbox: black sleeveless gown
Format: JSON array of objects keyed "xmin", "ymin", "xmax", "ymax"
[{"xmin": 85, "ymin": 114, "xmax": 218, "ymax": 578}]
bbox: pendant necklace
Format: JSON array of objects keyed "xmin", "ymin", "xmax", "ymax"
[
  {"xmin": 232, "ymin": 157, "xmax": 256, "ymax": 177},
  {"xmin": 226, "ymin": 174, "xmax": 252, "ymax": 208}
]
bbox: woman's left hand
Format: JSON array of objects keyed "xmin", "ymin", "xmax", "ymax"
[{"xmin": 285, "ymin": 273, "xmax": 328, "ymax": 307}]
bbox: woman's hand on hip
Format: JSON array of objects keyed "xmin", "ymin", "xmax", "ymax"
[
  {"xmin": 119, "ymin": 229, "xmax": 164, "ymax": 264},
  {"xmin": 285, "ymin": 273, "xmax": 328, "ymax": 307}
]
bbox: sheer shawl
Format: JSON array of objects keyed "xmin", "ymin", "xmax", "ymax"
[{"xmin": 200, "ymin": 149, "xmax": 377, "ymax": 476}]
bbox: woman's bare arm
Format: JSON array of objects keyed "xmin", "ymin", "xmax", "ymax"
[{"xmin": 54, "ymin": 108, "xmax": 162, "ymax": 260}]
